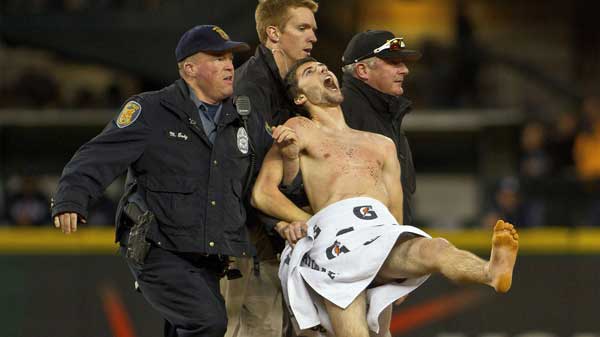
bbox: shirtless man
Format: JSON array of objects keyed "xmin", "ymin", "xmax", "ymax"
[{"xmin": 252, "ymin": 57, "xmax": 519, "ymax": 337}]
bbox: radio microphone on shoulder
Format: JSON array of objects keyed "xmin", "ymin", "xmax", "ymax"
[
  {"xmin": 235, "ymin": 96, "xmax": 251, "ymax": 118},
  {"xmin": 234, "ymin": 95, "xmax": 256, "ymax": 195}
]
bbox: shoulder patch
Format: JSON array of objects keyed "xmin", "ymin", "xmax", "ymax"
[{"xmin": 116, "ymin": 101, "xmax": 142, "ymax": 128}]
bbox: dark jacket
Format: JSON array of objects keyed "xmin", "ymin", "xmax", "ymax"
[
  {"xmin": 234, "ymin": 45, "xmax": 298, "ymax": 127},
  {"xmin": 52, "ymin": 79, "xmax": 270, "ymax": 257},
  {"xmin": 234, "ymin": 45, "xmax": 308, "ymax": 239},
  {"xmin": 341, "ymin": 73, "xmax": 417, "ymax": 225}
]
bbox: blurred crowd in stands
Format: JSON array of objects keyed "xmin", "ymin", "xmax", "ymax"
[
  {"xmin": 0, "ymin": 174, "xmax": 121, "ymax": 227},
  {"xmin": 1, "ymin": 0, "xmax": 163, "ymax": 14},
  {"xmin": 482, "ymin": 94, "xmax": 600, "ymax": 228},
  {"xmin": 0, "ymin": 45, "xmax": 140, "ymax": 110},
  {"xmin": 0, "ymin": 0, "xmax": 598, "ymax": 228},
  {"xmin": 0, "ymin": 68, "xmax": 126, "ymax": 109}
]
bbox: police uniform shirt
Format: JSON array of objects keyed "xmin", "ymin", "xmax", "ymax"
[{"xmin": 188, "ymin": 84, "xmax": 223, "ymax": 143}]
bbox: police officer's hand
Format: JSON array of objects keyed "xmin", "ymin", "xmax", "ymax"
[
  {"xmin": 271, "ymin": 125, "xmax": 299, "ymax": 160},
  {"xmin": 276, "ymin": 220, "xmax": 308, "ymax": 247},
  {"xmin": 53, "ymin": 212, "xmax": 86, "ymax": 234}
]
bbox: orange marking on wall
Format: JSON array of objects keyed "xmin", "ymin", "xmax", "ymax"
[
  {"xmin": 390, "ymin": 288, "xmax": 485, "ymax": 335},
  {"xmin": 101, "ymin": 285, "xmax": 137, "ymax": 337}
]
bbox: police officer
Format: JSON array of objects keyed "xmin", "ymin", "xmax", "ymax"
[
  {"xmin": 340, "ymin": 30, "xmax": 422, "ymax": 227},
  {"xmin": 52, "ymin": 25, "xmax": 269, "ymax": 337}
]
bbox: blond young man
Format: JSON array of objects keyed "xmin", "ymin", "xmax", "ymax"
[
  {"xmin": 236, "ymin": 0, "xmax": 318, "ymax": 125},
  {"xmin": 225, "ymin": 1, "xmax": 318, "ymax": 337}
]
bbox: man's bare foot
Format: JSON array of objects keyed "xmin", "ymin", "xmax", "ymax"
[{"xmin": 487, "ymin": 220, "xmax": 519, "ymax": 293}]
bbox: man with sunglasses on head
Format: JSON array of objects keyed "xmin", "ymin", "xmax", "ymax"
[{"xmin": 340, "ymin": 30, "xmax": 421, "ymax": 231}]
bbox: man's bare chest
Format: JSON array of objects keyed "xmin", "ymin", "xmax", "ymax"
[{"xmin": 304, "ymin": 131, "xmax": 385, "ymax": 169}]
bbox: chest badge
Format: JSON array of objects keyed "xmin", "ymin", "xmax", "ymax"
[{"xmin": 237, "ymin": 127, "xmax": 249, "ymax": 154}]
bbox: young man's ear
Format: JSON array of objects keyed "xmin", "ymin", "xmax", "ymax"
[{"xmin": 266, "ymin": 26, "xmax": 280, "ymax": 43}]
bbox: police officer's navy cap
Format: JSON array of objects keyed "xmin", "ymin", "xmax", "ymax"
[
  {"xmin": 342, "ymin": 30, "xmax": 421, "ymax": 66},
  {"xmin": 175, "ymin": 25, "xmax": 250, "ymax": 62}
]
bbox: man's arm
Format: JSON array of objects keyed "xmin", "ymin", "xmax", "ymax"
[
  {"xmin": 52, "ymin": 98, "xmax": 151, "ymax": 233},
  {"xmin": 271, "ymin": 123, "xmax": 301, "ymax": 186},
  {"xmin": 381, "ymin": 138, "xmax": 404, "ymax": 224},
  {"xmin": 252, "ymin": 145, "xmax": 311, "ymax": 223},
  {"xmin": 252, "ymin": 145, "xmax": 312, "ymax": 246}
]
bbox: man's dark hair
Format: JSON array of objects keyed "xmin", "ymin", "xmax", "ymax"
[
  {"xmin": 284, "ymin": 57, "xmax": 317, "ymax": 102},
  {"xmin": 284, "ymin": 57, "xmax": 317, "ymax": 118}
]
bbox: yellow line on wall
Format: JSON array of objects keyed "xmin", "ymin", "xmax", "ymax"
[
  {"xmin": 0, "ymin": 227, "xmax": 117, "ymax": 254},
  {"xmin": 428, "ymin": 227, "xmax": 600, "ymax": 254},
  {"xmin": 1, "ymin": 227, "xmax": 600, "ymax": 254}
]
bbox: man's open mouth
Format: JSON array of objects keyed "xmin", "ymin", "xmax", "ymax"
[{"xmin": 324, "ymin": 76, "xmax": 337, "ymax": 90}]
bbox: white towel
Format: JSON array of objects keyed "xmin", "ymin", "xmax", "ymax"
[{"xmin": 279, "ymin": 197, "xmax": 431, "ymax": 335}]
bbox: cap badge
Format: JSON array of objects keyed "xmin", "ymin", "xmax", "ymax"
[{"xmin": 212, "ymin": 26, "xmax": 230, "ymax": 40}]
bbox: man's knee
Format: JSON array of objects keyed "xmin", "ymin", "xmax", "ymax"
[
  {"xmin": 429, "ymin": 237, "xmax": 452, "ymax": 251},
  {"xmin": 419, "ymin": 237, "xmax": 454, "ymax": 263}
]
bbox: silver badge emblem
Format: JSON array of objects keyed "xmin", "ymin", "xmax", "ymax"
[{"xmin": 237, "ymin": 127, "xmax": 249, "ymax": 154}]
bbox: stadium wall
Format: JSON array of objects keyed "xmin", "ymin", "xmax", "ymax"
[{"xmin": 0, "ymin": 228, "xmax": 598, "ymax": 337}]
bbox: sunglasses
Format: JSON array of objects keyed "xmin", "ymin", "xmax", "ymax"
[{"xmin": 353, "ymin": 37, "xmax": 406, "ymax": 63}]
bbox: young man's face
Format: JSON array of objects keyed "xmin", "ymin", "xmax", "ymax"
[
  {"xmin": 189, "ymin": 51, "xmax": 235, "ymax": 103},
  {"xmin": 295, "ymin": 61, "xmax": 343, "ymax": 107},
  {"xmin": 279, "ymin": 7, "xmax": 318, "ymax": 62},
  {"xmin": 364, "ymin": 58, "xmax": 409, "ymax": 96}
]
